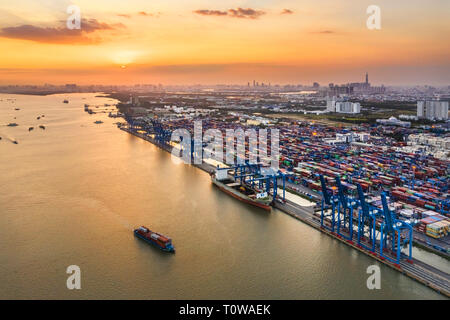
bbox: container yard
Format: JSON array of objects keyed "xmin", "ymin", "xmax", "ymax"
[{"xmin": 119, "ymin": 111, "xmax": 450, "ymax": 297}]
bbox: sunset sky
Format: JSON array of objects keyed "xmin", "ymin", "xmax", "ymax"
[{"xmin": 0, "ymin": 0, "xmax": 449, "ymax": 85}]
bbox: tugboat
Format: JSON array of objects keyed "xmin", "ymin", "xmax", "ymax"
[
  {"xmin": 134, "ymin": 226, "xmax": 175, "ymax": 253},
  {"xmin": 63, "ymin": 99, "xmax": 69, "ymax": 104},
  {"xmin": 39, "ymin": 125, "xmax": 45, "ymax": 130},
  {"xmin": 94, "ymin": 120, "xmax": 103, "ymax": 124},
  {"xmin": 7, "ymin": 123, "xmax": 18, "ymax": 127},
  {"xmin": 211, "ymin": 168, "xmax": 273, "ymax": 211},
  {"xmin": 28, "ymin": 127, "xmax": 34, "ymax": 131}
]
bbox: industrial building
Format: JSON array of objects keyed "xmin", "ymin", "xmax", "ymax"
[
  {"xmin": 417, "ymin": 100, "xmax": 449, "ymax": 120},
  {"xmin": 335, "ymin": 101, "xmax": 361, "ymax": 114},
  {"xmin": 326, "ymin": 98, "xmax": 361, "ymax": 114},
  {"xmin": 326, "ymin": 97, "xmax": 336, "ymax": 112},
  {"xmin": 376, "ymin": 116, "xmax": 411, "ymax": 127}
]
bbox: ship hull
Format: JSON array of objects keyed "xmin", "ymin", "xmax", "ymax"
[{"xmin": 212, "ymin": 177, "xmax": 272, "ymax": 211}]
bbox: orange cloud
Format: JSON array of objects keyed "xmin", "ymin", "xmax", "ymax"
[
  {"xmin": 310, "ymin": 30, "xmax": 336, "ymax": 34},
  {"xmin": 0, "ymin": 19, "xmax": 126, "ymax": 44},
  {"xmin": 228, "ymin": 8, "xmax": 265, "ymax": 19},
  {"xmin": 194, "ymin": 8, "xmax": 266, "ymax": 19},
  {"xmin": 194, "ymin": 10, "xmax": 228, "ymax": 17},
  {"xmin": 138, "ymin": 11, "xmax": 161, "ymax": 17},
  {"xmin": 281, "ymin": 9, "xmax": 294, "ymax": 15}
]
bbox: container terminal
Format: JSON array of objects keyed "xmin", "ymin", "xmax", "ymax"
[{"xmin": 116, "ymin": 110, "xmax": 450, "ymax": 297}]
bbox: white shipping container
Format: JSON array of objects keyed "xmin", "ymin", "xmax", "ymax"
[{"xmin": 150, "ymin": 233, "xmax": 160, "ymax": 240}]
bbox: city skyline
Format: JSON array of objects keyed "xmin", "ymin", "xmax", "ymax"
[
  {"xmin": 1, "ymin": 72, "xmax": 449, "ymax": 89},
  {"xmin": 0, "ymin": 0, "xmax": 449, "ymax": 85}
]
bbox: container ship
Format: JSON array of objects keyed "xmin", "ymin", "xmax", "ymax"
[
  {"xmin": 134, "ymin": 226, "xmax": 175, "ymax": 253},
  {"xmin": 211, "ymin": 169, "xmax": 273, "ymax": 211}
]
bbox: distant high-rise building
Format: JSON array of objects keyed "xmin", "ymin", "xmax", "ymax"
[
  {"xmin": 129, "ymin": 95, "xmax": 140, "ymax": 106},
  {"xmin": 326, "ymin": 97, "xmax": 336, "ymax": 112},
  {"xmin": 329, "ymin": 85, "xmax": 353, "ymax": 95},
  {"xmin": 335, "ymin": 102, "xmax": 361, "ymax": 114},
  {"xmin": 417, "ymin": 100, "xmax": 449, "ymax": 120},
  {"xmin": 365, "ymin": 72, "xmax": 369, "ymax": 84}
]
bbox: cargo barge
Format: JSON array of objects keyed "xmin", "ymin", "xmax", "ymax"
[
  {"xmin": 211, "ymin": 169, "xmax": 273, "ymax": 211},
  {"xmin": 134, "ymin": 226, "xmax": 175, "ymax": 253}
]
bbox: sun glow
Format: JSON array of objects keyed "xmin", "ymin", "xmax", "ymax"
[{"xmin": 111, "ymin": 51, "xmax": 140, "ymax": 66}]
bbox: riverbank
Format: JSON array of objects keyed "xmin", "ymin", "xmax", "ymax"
[{"xmin": 0, "ymin": 90, "xmax": 87, "ymax": 96}]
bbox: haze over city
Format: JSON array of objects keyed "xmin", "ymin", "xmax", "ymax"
[{"xmin": 0, "ymin": 0, "xmax": 449, "ymax": 86}]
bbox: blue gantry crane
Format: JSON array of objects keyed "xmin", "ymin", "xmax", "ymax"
[
  {"xmin": 319, "ymin": 175, "xmax": 357, "ymax": 240},
  {"xmin": 219, "ymin": 163, "xmax": 292, "ymax": 202},
  {"xmin": 320, "ymin": 177, "xmax": 414, "ymax": 265},
  {"xmin": 149, "ymin": 119, "xmax": 171, "ymax": 146},
  {"xmin": 379, "ymin": 193, "xmax": 413, "ymax": 264},
  {"xmin": 124, "ymin": 116, "xmax": 172, "ymax": 147},
  {"xmin": 320, "ymin": 175, "xmax": 338, "ymax": 233},
  {"xmin": 335, "ymin": 176, "xmax": 357, "ymax": 241},
  {"xmin": 356, "ymin": 184, "xmax": 380, "ymax": 253},
  {"xmin": 246, "ymin": 169, "xmax": 293, "ymax": 202},
  {"xmin": 233, "ymin": 162, "xmax": 262, "ymax": 184}
]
